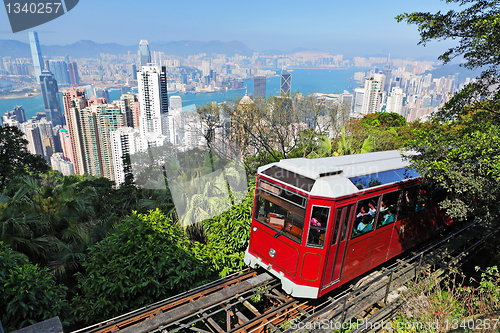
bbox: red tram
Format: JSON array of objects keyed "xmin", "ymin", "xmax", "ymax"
[{"xmin": 244, "ymin": 150, "xmax": 446, "ymax": 298}]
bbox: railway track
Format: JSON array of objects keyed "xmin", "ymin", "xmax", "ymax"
[{"xmin": 73, "ymin": 219, "xmax": 493, "ymax": 333}]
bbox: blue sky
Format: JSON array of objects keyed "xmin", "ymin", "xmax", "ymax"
[{"xmin": 0, "ymin": 0, "xmax": 462, "ymax": 58}]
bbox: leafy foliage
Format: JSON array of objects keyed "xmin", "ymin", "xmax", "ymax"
[
  {"xmin": 200, "ymin": 182, "xmax": 255, "ymax": 277},
  {"xmin": 405, "ymin": 105, "xmax": 500, "ymax": 221},
  {"xmin": 72, "ymin": 209, "xmax": 212, "ymax": 325},
  {"xmin": 396, "ymin": 0, "xmax": 500, "ymax": 116},
  {"xmin": 0, "ymin": 242, "xmax": 69, "ymax": 332},
  {"xmin": 0, "ymin": 125, "xmax": 49, "ymax": 190}
]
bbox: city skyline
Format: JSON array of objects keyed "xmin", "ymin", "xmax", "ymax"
[{"xmin": 0, "ymin": 0, "xmax": 462, "ymax": 59}]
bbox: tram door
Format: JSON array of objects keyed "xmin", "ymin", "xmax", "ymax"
[{"xmin": 322, "ymin": 204, "xmax": 354, "ymax": 287}]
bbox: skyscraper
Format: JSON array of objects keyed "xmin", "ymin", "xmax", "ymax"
[
  {"xmin": 29, "ymin": 31, "xmax": 44, "ymax": 84},
  {"xmin": 280, "ymin": 69, "xmax": 291, "ymax": 96},
  {"xmin": 49, "ymin": 60, "xmax": 70, "ymax": 86},
  {"xmin": 68, "ymin": 62, "xmax": 80, "ymax": 85},
  {"xmin": 110, "ymin": 127, "xmax": 141, "ymax": 186},
  {"xmin": 361, "ymin": 73, "xmax": 385, "ymax": 114},
  {"xmin": 253, "ymin": 76, "xmax": 266, "ymax": 99},
  {"xmin": 138, "ymin": 40, "xmax": 151, "ymax": 67},
  {"xmin": 202, "ymin": 60, "xmax": 211, "ymax": 77},
  {"xmin": 137, "ymin": 65, "xmax": 169, "ymax": 137},
  {"xmin": 62, "ymin": 89, "xmax": 87, "ymax": 175},
  {"xmin": 40, "ymin": 70, "xmax": 64, "ymax": 126}
]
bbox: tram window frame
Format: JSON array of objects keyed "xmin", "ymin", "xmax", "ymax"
[
  {"xmin": 398, "ymin": 186, "xmax": 419, "ymax": 220},
  {"xmin": 351, "ymin": 196, "xmax": 380, "ymax": 239},
  {"xmin": 333, "ymin": 205, "xmax": 351, "ymax": 246},
  {"xmin": 306, "ymin": 206, "xmax": 331, "ymax": 249},
  {"xmin": 376, "ymin": 191, "xmax": 400, "ymax": 228},
  {"xmin": 254, "ymin": 180, "xmax": 307, "ymax": 244},
  {"xmin": 340, "ymin": 205, "xmax": 353, "ymax": 242}
]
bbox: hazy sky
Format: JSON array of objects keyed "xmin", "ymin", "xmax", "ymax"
[{"xmin": 0, "ymin": 0, "xmax": 462, "ymax": 58}]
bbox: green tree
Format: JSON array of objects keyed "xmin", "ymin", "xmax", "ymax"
[
  {"xmin": 0, "ymin": 242, "xmax": 69, "ymax": 331},
  {"xmin": 396, "ymin": 0, "xmax": 500, "ymax": 115},
  {"xmin": 397, "ymin": 1, "xmax": 500, "ymax": 221},
  {"xmin": 72, "ymin": 209, "xmax": 212, "ymax": 326},
  {"xmin": 0, "ymin": 125, "xmax": 49, "ymax": 190}
]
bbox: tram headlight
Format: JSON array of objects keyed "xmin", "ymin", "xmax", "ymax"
[
  {"xmin": 253, "ymin": 227, "xmax": 257, "ymax": 232},
  {"xmin": 269, "ymin": 248, "xmax": 276, "ymax": 258}
]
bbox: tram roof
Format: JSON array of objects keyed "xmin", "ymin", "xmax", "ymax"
[{"xmin": 258, "ymin": 150, "xmax": 420, "ymax": 198}]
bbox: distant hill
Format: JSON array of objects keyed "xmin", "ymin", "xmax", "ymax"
[{"xmin": 0, "ymin": 39, "xmax": 255, "ymax": 59}]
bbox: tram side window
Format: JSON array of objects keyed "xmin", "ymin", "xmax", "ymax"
[
  {"xmin": 306, "ymin": 206, "xmax": 330, "ymax": 248},
  {"xmin": 376, "ymin": 191, "xmax": 399, "ymax": 228},
  {"xmin": 399, "ymin": 187, "xmax": 419, "ymax": 220},
  {"xmin": 254, "ymin": 191, "xmax": 306, "ymax": 243},
  {"xmin": 352, "ymin": 196, "xmax": 380, "ymax": 238}
]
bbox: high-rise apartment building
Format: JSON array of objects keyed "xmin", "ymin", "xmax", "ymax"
[
  {"xmin": 40, "ymin": 70, "xmax": 64, "ymax": 126},
  {"xmin": 138, "ymin": 40, "xmax": 151, "ymax": 67},
  {"xmin": 29, "ymin": 31, "xmax": 44, "ymax": 84},
  {"xmin": 253, "ymin": 76, "xmax": 266, "ymax": 99},
  {"xmin": 92, "ymin": 104, "xmax": 126, "ymax": 181},
  {"xmin": 202, "ymin": 60, "xmax": 211, "ymax": 77},
  {"xmin": 115, "ymin": 94, "xmax": 139, "ymax": 128},
  {"xmin": 280, "ymin": 69, "xmax": 291, "ymax": 96},
  {"xmin": 361, "ymin": 73, "xmax": 385, "ymax": 114},
  {"xmin": 385, "ymin": 87, "xmax": 405, "ymax": 116},
  {"xmin": 63, "ymin": 90, "xmax": 87, "ymax": 175},
  {"xmin": 353, "ymin": 88, "xmax": 365, "ymax": 114},
  {"xmin": 137, "ymin": 65, "xmax": 169, "ymax": 138},
  {"xmin": 110, "ymin": 127, "xmax": 141, "ymax": 186}
]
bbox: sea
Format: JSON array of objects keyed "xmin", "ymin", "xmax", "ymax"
[{"xmin": 0, "ymin": 68, "xmax": 365, "ymax": 120}]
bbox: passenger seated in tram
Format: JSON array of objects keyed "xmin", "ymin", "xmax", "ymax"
[
  {"xmin": 356, "ymin": 205, "xmax": 368, "ymax": 219},
  {"xmin": 368, "ymin": 200, "xmax": 377, "ymax": 215},
  {"xmin": 380, "ymin": 207, "xmax": 395, "ymax": 226},
  {"xmin": 309, "ymin": 212, "xmax": 323, "ymax": 244}
]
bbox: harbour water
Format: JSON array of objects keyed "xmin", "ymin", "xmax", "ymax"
[{"xmin": 0, "ymin": 68, "xmax": 365, "ymax": 120}]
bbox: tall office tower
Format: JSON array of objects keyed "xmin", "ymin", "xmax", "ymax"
[
  {"xmin": 22, "ymin": 123, "xmax": 44, "ymax": 156},
  {"xmin": 67, "ymin": 62, "xmax": 79, "ymax": 85},
  {"xmin": 2, "ymin": 106, "xmax": 26, "ymax": 124},
  {"xmin": 253, "ymin": 76, "xmax": 266, "ymax": 99},
  {"xmin": 280, "ymin": 69, "xmax": 292, "ymax": 96},
  {"xmin": 63, "ymin": 90, "xmax": 87, "ymax": 175},
  {"xmin": 361, "ymin": 73, "xmax": 386, "ymax": 114},
  {"xmin": 129, "ymin": 64, "xmax": 137, "ymax": 79},
  {"xmin": 138, "ymin": 40, "xmax": 152, "ymax": 67},
  {"xmin": 29, "ymin": 31, "xmax": 44, "ymax": 84},
  {"xmin": 116, "ymin": 94, "xmax": 139, "ymax": 128},
  {"xmin": 386, "ymin": 87, "xmax": 405, "ymax": 116},
  {"xmin": 49, "ymin": 60, "xmax": 70, "ymax": 86},
  {"xmin": 202, "ymin": 60, "xmax": 211, "ymax": 77},
  {"xmin": 40, "ymin": 70, "xmax": 64, "ymax": 126},
  {"xmin": 353, "ymin": 88, "xmax": 365, "ymax": 114},
  {"xmin": 138, "ymin": 65, "xmax": 169, "ymax": 138},
  {"xmin": 110, "ymin": 127, "xmax": 140, "ymax": 186},
  {"xmin": 37, "ymin": 118, "xmax": 55, "ymax": 161}
]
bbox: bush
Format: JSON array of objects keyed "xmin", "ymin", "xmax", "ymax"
[
  {"xmin": 0, "ymin": 242, "xmax": 69, "ymax": 331},
  {"xmin": 71, "ymin": 209, "xmax": 213, "ymax": 326}
]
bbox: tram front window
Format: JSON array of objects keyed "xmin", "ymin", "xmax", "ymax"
[{"xmin": 254, "ymin": 191, "xmax": 305, "ymax": 243}]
